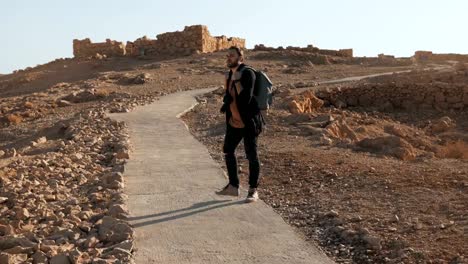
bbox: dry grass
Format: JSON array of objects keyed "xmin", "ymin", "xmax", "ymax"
[
  {"xmin": 95, "ymin": 88, "xmax": 110, "ymax": 98},
  {"xmin": 6, "ymin": 114, "xmax": 23, "ymax": 124},
  {"xmin": 436, "ymin": 140, "xmax": 468, "ymax": 160},
  {"xmin": 24, "ymin": 101, "xmax": 34, "ymax": 109}
]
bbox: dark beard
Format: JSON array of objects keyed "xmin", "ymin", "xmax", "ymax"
[{"xmin": 227, "ymin": 60, "xmax": 240, "ymax": 68}]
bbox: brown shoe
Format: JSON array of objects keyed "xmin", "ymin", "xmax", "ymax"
[{"xmin": 215, "ymin": 184, "xmax": 239, "ymax": 197}]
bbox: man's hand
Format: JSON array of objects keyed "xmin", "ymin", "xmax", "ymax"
[
  {"xmin": 220, "ymin": 103, "xmax": 228, "ymax": 113},
  {"xmin": 221, "ymin": 93, "xmax": 232, "ymax": 113}
]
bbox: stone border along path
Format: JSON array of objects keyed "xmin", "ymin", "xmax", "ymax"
[
  {"xmin": 295, "ymin": 65, "xmax": 449, "ymax": 93},
  {"xmin": 109, "ymin": 88, "xmax": 335, "ymax": 264}
]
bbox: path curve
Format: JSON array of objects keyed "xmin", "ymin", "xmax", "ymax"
[{"xmin": 109, "ymin": 88, "xmax": 334, "ymax": 264}]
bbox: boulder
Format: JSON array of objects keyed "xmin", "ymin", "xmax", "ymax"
[{"xmin": 98, "ymin": 216, "xmax": 134, "ymax": 243}]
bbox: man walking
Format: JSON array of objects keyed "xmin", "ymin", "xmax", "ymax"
[{"xmin": 216, "ymin": 46, "xmax": 263, "ymax": 203}]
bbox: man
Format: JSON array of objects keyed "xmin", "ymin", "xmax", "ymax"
[{"xmin": 215, "ymin": 46, "xmax": 263, "ymax": 203}]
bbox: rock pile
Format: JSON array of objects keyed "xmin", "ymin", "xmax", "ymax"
[
  {"xmin": 288, "ymin": 91, "xmax": 324, "ymax": 114},
  {"xmin": 0, "ymin": 110, "xmax": 135, "ymax": 263}
]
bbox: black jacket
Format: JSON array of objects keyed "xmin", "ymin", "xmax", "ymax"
[{"xmin": 222, "ymin": 64, "xmax": 263, "ymax": 135}]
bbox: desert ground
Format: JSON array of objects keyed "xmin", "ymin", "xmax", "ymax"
[{"xmin": 1, "ymin": 49, "xmax": 467, "ymax": 263}]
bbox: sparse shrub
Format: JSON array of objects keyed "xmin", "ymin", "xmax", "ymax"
[
  {"xmin": 6, "ymin": 114, "xmax": 23, "ymax": 124},
  {"xmin": 95, "ymin": 88, "xmax": 110, "ymax": 98},
  {"xmin": 436, "ymin": 140, "xmax": 468, "ymax": 160},
  {"xmin": 24, "ymin": 101, "xmax": 34, "ymax": 109}
]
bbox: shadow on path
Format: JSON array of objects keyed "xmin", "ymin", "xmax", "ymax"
[{"xmin": 131, "ymin": 199, "xmax": 244, "ymax": 228}]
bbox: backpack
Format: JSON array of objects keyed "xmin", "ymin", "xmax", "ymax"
[{"xmin": 240, "ymin": 66, "xmax": 273, "ymax": 111}]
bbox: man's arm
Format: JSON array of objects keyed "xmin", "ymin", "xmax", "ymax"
[{"xmin": 221, "ymin": 72, "xmax": 233, "ymax": 113}]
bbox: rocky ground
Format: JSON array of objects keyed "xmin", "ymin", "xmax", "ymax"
[
  {"xmin": 1, "ymin": 49, "xmax": 462, "ymax": 263},
  {"xmin": 182, "ymin": 66, "xmax": 468, "ymax": 263}
]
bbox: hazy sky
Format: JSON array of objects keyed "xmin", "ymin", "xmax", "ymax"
[{"xmin": 1, "ymin": 0, "xmax": 467, "ymax": 73}]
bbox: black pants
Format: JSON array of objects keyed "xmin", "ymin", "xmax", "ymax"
[{"xmin": 223, "ymin": 124, "xmax": 260, "ymax": 189}]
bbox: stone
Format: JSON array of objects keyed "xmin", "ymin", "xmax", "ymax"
[
  {"xmin": 288, "ymin": 91, "xmax": 324, "ymax": 114},
  {"xmin": 62, "ymin": 91, "xmax": 97, "ymax": 103},
  {"xmin": 90, "ymin": 258, "xmax": 113, "ymax": 264},
  {"xmin": 0, "ymin": 236, "xmax": 36, "ymax": 250},
  {"xmin": 320, "ymin": 135, "xmax": 333, "ymax": 145},
  {"xmin": 37, "ymin": 137, "xmax": 47, "ymax": 144},
  {"xmin": 69, "ymin": 248, "xmax": 91, "ymax": 264},
  {"xmin": 362, "ymin": 234, "xmax": 382, "ymax": 250},
  {"xmin": 94, "ymin": 53, "xmax": 104, "ymax": 60},
  {"xmin": 82, "ymin": 236, "xmax": 99, "ymax": 248},
  {"xmin": 0, "ymin": 253, "xmax": 28, "ymax": 264},
  {"xmin": 332, "ymin": 99, "xmax": 347, "ymax": 108},
  {"xmin": 3, "ymin": 245, "xmax": 34, "ymax": 255},
  {"xmin": 101, "ymin": 247, "xmax": 132, "ymax": 261},
  {"xmin": 132, "ymin": 73, "xmax": 151, "ymax": 84},
  {"xmin": 326, "ymin": 120, "xmax": 360, "ymax": 142},
  {"xmin": 50, "ymin": 254, "xmax": 71, "ymax": 264},
  {"xmin": 325, "ymin": 210, "xmax": 339, "ymax": 217},
  {"xmin": 108, "ymin": 204, "xmax": 128, "ymax": 219},
  {"xmin": 345, "ymin": 96, "xmax": 358, "ymax": 106},
  {"xmin": 57, "ymin": 100, "xmax": 73, "ymax": 107},
  {"xmin": 15, "ymin": 208, "xmax": 30, "ymax": 220},
  {"xmin": 0, "ymin": 225, "xmax": 14, "ymax": 236},
  {"xmin": 98, "ymin": 216, "xmax": 134, "ymax": 243},
  {"xmin": 357, "ymin": 136, "xmax": 416, "ymax": 160},
  {"xmin": 103, "ymin": 172, "xmax": 124, "ymax": 189},
  {"xmin": 429, "ymin": 116, "xmax": 456, "ymax": 134},
  {"xmin": 78, "ymin": 211, "xmax": 93, "ymax": 221},
  {"xmin": 108, "ymin": 240, "xmax": 133, "ymax": 252},
  {"xmin": 115, "ymin": 150, "xmax": 129, "ymax": 160},
  {"xmin": 384, "ymin": 125, "xmax": 406, "ymax": 137},
  {"xmin": 73, "ymin": 153, "xmax": 83, "ymax": 160},
  {"xmin": 32, "ymin": 251, "xmax": 48, "ymax": 264},
  {"xmin": 0, "ymin": 197, "xmax": 8, "ymax": 203},
  {"xmin": 308, "ymin": 114, "xmax": 334, "ymax": 128},
  {"xmin": 4, "ymin": 148, "xmax": 16, "ymax": 158}
]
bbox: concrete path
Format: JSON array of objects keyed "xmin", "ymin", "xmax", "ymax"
[{"xmin": 109, "ymin": 88, "xmax": 334, "ymax": 264}]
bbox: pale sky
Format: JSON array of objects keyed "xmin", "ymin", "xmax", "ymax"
[{"xmin": 1, "ymin": 0, "xmax": 467, "ymax": 73}]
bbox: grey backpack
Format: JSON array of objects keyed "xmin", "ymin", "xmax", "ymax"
[{"xmin": 241, "ymin": 66, "xmax": 273, "ymax": 110}]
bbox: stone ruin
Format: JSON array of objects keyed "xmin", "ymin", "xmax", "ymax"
[
  {"xmin": 413, "ymin": 50, "xmax": 468, "ymax": 63},
  {"xmin": 73, "ymin": 39, "xmax": 126, "ymax": 58},
  {"xmin": 315, "ymin": 69, "xmax": 468, "ymax": 112},
  {"xmin": 73, "ymin": 25, "xmax": 245, "ymax": 58},
  {"xmin": 254, "ymin": 44, "xmax": 353, "ymax": 58}
]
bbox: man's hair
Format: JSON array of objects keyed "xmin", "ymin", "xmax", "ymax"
[{"xmin": 228, "ymin": 46, "xmax": 244, "ymax": 58}]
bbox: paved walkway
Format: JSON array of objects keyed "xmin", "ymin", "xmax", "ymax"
[{"xmin": 109, "ymin": 88, "xmax": 334, "ymax": 264}]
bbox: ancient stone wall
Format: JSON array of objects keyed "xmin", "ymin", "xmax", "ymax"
[
  {"xmin": 318, "ymin": 49, "xmax": 353, "ymax": 58},
  {"xmin": 413, "ymin": 51, "xmax": 468, "ymax": 63},
  {"xmin": 125, "ymin": 36, "xmax": 159, "ymax": 56},
  {"xmin": 73, "ymin": 25, "xmax": 245, "ymax": 58},
  {"xmin": 253, "ymin": 44, "xmax": 353, "ymax": 58},
  {"xmin": 316, "ymin": 72, "xmax": 468, "ymax": 111},
  {"xmin": 150, "ymin": 25, "xmax": 205, "ymax": 56},
  {"xmin": 202, "ymin": 25, "xmax": 245, "ymax": 53},
  {"xmin": 73, "ymin": 38, "xmax": 126, "ymax": 58}
]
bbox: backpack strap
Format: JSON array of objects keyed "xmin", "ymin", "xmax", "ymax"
[{"xmin": 239, "ymin": 66, "xmax": 257, "ymax": 99}]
